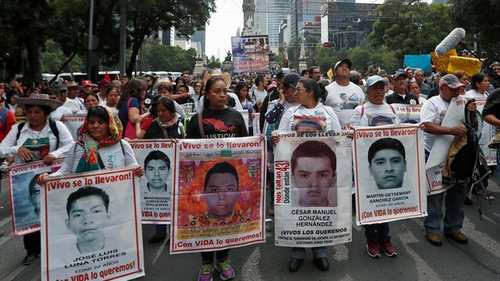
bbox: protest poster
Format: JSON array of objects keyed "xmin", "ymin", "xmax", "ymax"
[
  {"xmin": 425, "ymin": 97, "xmax": 464, "ymax": 193},
  {"xmin": 473, "ymin": 100, "xmax": 497, "ymax": 166},
  {"xmin": 404, "ymin": 54, "xmax": 432, "ymax": 73},
  {"xmin": 171, "ymin": 136, "xmax": 266, "ymax": 254},
  {"xmin": 61, "ymin": 114, "xmax": 86, "ymax": 140},
  {"xmin": 231, "ymin": 35, "xmax": 270, "ymax": 73},
  {"xmin": 41, "ymin": 168, "xmax": 144, "ymax": 281},
  {"xmin": 9, "ymin": 159, "xmax": 63, "ymax": 235},
  {"xmin": 129, "ymin": 139, "xmax": 176, "ymax": 223},
  {"xmin": 353, "ymin": 124, "xmax": 427, "ymax": 225},
  {"xmin": 273, "ymin": 131, "xmax": 352, "ymax": 247},
  {"xmin": 391, "ymin": 103, "xmax": 422, "ymax": 124},
  {"xmin": 252, "ymin": 113, "xmax": 261, "ymax": 135}
]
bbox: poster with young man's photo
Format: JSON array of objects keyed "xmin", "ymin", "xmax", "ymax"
[
  {"xmin": 353, "ymin": 124, "xmax": 427, "ymax": 225},
  {"xmin": 41, "ymin": 168, "xmax": 144, "ymax": 281},
  {"xmin": 129, "ymin": 139, "xmax": 176, "ymax": 223},
  {"xmin": 273, "ymin": 131, "xmax": 352, "ymax": 247},
  {"xmin": 61, "ymin": 114, "xmax": 86, "ymax": 140},
  {"xmin": 9, "ymin": 159, "xmax": 63, "ymax": 235},
  {"xmin": 171, "ymin": 136, "xmax": 266, "ymax": 254},
  {"xmin": 391, "ymin": 103, "xmax": 421, "ymax": 124}
]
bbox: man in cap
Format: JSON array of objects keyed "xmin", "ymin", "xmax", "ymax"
[
  {"xmin": 325, "ymin": 59, "xmax": 365, "ymax": 114},
  {"xmin": 66, "ymin": 81, "xmax": 86, "ymax": 113},
  {"xmin": 50, "ymin": 85, "xmax": 74, "ymax": 120},
  {"xmin": 420, "ymin": 74, "xmax": 469, "ymax": 246},
  {"xmin": 385, "ymin": 69, "xmax": 419, "ymax": 105}
]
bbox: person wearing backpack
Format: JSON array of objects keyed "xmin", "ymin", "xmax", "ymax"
[
  {"xmin": 350, "ymin": 75, "xmax": 401, "ymax": 258},
  {"xmin": 0, "ymin": 93, "xmax": 74, "ymax": 265},
  {"xmin": 420, "ymin": 74, "xmax": 470, "ymax": 246}
]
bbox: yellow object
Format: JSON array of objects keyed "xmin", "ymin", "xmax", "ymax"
[
  {"xmin": 447, "ymin": 56, "xmax": 483, "ymax": 76},
  {"xmin": 431, "ymin": 49, "xmax": 457, "ymax": 73},
  {"xmin": 327, "ymin": 68, "xmax": 334, "ymax": 80}
]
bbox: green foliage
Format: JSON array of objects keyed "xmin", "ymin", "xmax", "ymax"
[
  {"xmin": 140, "ymin": 40, "xmax": 197, "ymax": 71},
  {"xmin": 224, "ymin": 51, "xmax": 232, "ymax": 62},
  {"xmin": 348, "ymin": 44, "xmax": 399, "ymax": 73},
  {"xmin": 40, "ymin": 41, "xmax": 83, "ymax": 73},
  {"xmin": 368, "ymin": 0, "xmax": 452, "ymax": 58},
  {"xmin": 448, "ymin": 0, "xmax": 500, "ymax": 60}
]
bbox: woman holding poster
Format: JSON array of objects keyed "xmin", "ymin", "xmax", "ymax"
[
  {"xmin": 0, "ymin": 93, "xmax": 73, "ymax": 265},
  {"xmin": 143, "ymin": 96, "xmax": 184, "ymax": 243},
  {"xmin": 276, "ymin": 78, "xmax": 341, "ymax": 273},
  {"xmin": 187, "ymin": 76, "xmax": 248, "ymax": 281},
  {"xmin": 349, "ymin": 75, "xmax": 400, "ymax": 258},
  {"xmin": 38, "ymin": 106, "xmax": 143, "ymax": 179}
]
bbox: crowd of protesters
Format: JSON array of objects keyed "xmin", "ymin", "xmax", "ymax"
[{"xmin": 0, "ymin": 59, "xmax": 499, "ymax": 281}]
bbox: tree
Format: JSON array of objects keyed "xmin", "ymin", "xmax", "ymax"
[
  {"xmin": 224, "ymin": 51, "xmax": 232, "ymax": 62},
  {"xmin": 448, "ymin": 0, "xmax": 500, "ymax": 61},
  {"xmin": 40, "ymin": 41, "xmax": 84, "ymax": 74},
  {"xmin": 368, "ymin": 0, "xmax": 452, "ymax": 59},
  {"xmin": 140, "ymin": 40, "xmax": 197, "ymax": 71}
]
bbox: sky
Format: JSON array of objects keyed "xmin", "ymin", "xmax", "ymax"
[
  {"xmin": 205, "ymin": 0, "xmax": 433, "ymax": 60},
  {"xmin": 206, "ymin": 0, "xmax": 243, "ymax": 61}
]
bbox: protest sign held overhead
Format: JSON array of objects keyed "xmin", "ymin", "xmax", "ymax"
[
  {"xmin": 61, "ymin": 114, "xmax": 86, "ymax": 140},
  {"xmin": 129, "ymin": 139, "xmax": 176, "ymax": 223},
  {"xmin": 41, "ymin": 168, "xmax": 144, "ymax": 281},
  {"xmin": 9, "ymin": 159, "xmax": 62, "ymax": 235},
  {"xmin": 353, "ymin": 125, "xmax": 427, "ymax": 225},
  {"xmin": 171, "ymin": 136, "xmax": 266, "ymax": 254},
  {"xmin": 273, "ymin": 131, "xmax": 352, "ymax": 247}
]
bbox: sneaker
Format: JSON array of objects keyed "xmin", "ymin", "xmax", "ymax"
[
  {"xmin": 22, "ymin": 253, "xmax": 39, "ymax": 265},
  {"xmin": 425, "ymin": 233, "xmax": 443, "ymax": 246},
  {"xmin": 380, "ymin": 240, "xmax": 398, "ymax": 257},
  {"xmin": 197, "ymin": 264, "xmax": 214, "ymax": 281},
  {"xmin": 445, "ymin": 231, "xmax": 468, "ymax": 244},
  {"xmin": 366, "ymin": 240, "xmax": 381, "ymax": 258},
  {"xmin": 215, "ymin": 259, "xmax": 236, "ymax": 280}
]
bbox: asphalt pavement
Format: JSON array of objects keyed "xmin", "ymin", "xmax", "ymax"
[{"xmin": 0, "ymin": 178, "xmax": 499, "ymax": 281}]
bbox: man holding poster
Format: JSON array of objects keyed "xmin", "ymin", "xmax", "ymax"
[
  {"xmin": 421, "ymin": 74, "xmax": 470, "ymax": 246},
  {"xmin": 351, "ymin": 75, "xmax": 404, "ymax": 258}
]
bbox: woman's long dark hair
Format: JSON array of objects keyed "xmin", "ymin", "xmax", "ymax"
[
  {"xmin": 202, "ymin": 76, "xmax": 226, "ymax": 109},
  {"xmin": 118, "ymin": 78, "xmax": 144, "ymax": 108},
  {"xmin": 87, "ymin": 106, "xmax": 110, "ymax": 123}
]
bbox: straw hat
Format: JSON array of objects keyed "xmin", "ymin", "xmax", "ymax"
[{"xmin": 17, "ymin": 93, "xmax": 62, "ymax": 111}]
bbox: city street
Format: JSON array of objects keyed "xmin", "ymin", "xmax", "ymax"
[{"xmin": 0, "ymin": 179, "xmax": 499, "ymax": 281}]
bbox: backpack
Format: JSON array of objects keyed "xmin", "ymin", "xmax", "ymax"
[{"xmin": 16, "ymin": 119, "xmax": 60, "ymax": 148}]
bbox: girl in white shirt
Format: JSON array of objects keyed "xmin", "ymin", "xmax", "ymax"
[{"xmin": 465, "ymin": 73, "xmax": 490, "ymax": 100}]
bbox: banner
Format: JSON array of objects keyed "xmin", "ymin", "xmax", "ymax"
[
  {"xmin": 473, "ymin": 100, "xmax": 497, "ymax": 166},
  {"xmin": 61, "ymin": 114, "xmax": 86, "ymax": 140},
  {"xmin": 129, "ymin": 140, "xmax": 176, "ymax": 223},
  {"xmin": 171, "ymin": 136, "xmax": 266, "ymax": 254},
  {"xmin": 273, "ymin": 131, "xmax": 352, "ymax": 247},
  {"xmin": 9, "ymin": 160, "xmax": 62, "ymax": 235},
  {"xmin": 231, "ymin": 35, "xmax": 270, "ymax": 73},
  {"xmin": 391, "ymin": 104, "xmax": 421, "ymax": 124},
  {"xmin": 353, "ymin": 125, "xmax": 427, "ymax": 225},
  {"xmin": 404, "ymin": 54, "xmax": 432, "ymax": 73},
  {"xmin": 41, "ymin": 168, "xmax": 144, "ymax": 281}
]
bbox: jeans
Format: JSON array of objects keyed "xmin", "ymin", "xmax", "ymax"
[
  {"xmin": 364, "ymin": 223, "xmax": 390, "ymax": 242},
  {"xmin": 201, "ymin": 250, "xmax": 230, "ymax": 264},
  {"xmin": 291, "ymin": 247, "xmax": 327, "ymax": 259},
  {"xmin": 424, "ymin": 180, "xmax": 466, "ymax": 234},
  {"xmin": 23, "ymin": 231, "xmax": 40, "ymax": 255}
]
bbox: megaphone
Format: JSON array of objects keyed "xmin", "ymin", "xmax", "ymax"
[{"xmin": 435, "ymin": 28, "xmax": 466, "ymax": 56}]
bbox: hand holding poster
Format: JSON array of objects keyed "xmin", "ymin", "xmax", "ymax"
[
  {"xmin": 9, "ymin": 159, "xmax": 63, "ymax": 235},
  {"xmin": 129, "ymin": 139, "xmax": 176, "ymax": 223},
  {"xmin": 41, "ymin": 168, "xmax": 144, "ymax": 281},
  {"xmin": 353, "ymin": 125, "xmax": 427, "ymax": 225},
  {"xmin": 273, "ymin": 131, "xmax": 352, "ymax": 247},
  {"xmin": 171, "ymin": 136, "xmax": 266, "ymax": 254},
  {"xmin": 61, "ymin": 114, "xmax": 86, "ymax": 140}
]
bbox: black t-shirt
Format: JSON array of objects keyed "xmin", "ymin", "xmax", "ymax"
[
  {"xmin": 187, "ymin": 107, "xmax": 248, "ymax": 139},
  {"xmin": 483, "ymin": 90, "xmax": 500, "ymax": 119}
]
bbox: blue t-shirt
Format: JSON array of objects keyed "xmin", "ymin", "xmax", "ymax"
[{"xmin": 118, "ymin": 97, "xmax": 140, "ymax": 128}]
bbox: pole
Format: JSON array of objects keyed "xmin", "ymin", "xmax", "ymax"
[
  {"xmin": 295, "ymin": 0, "xmax": 299, "ymax": 69},
  {"xmin": 119, "ymin": 0, "xmax": 127, "ymax": 77},
  {"xmin": 87, "ymin": 0, "xmax": 95, "ymax": 81}
]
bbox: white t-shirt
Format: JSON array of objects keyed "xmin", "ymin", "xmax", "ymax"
[
  {"xmin": 465, "ymin": 89, "xmax": 488, "ymax": 101},
  {"xmin": 325, "ymin": 81, "xmax": 365, "ymax": 113},
  {"xmin": 420, "ymin": 95, "xmax": 450, "ymax": 152},
  {"xmin": 350, "ymin": 101, "xmax": 400, "ymax": 127},
  {"xmin": 253, "ymin": 89, "xmax": 268, "ymax": 104},
  {"xmin": 278, "ymin": 103, "xmax": 341, "ymax": 132}
]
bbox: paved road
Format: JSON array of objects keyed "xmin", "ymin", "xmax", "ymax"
[{"xmin": 1, "ymin": 178, "xmax": 499, "ymax": 281}]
